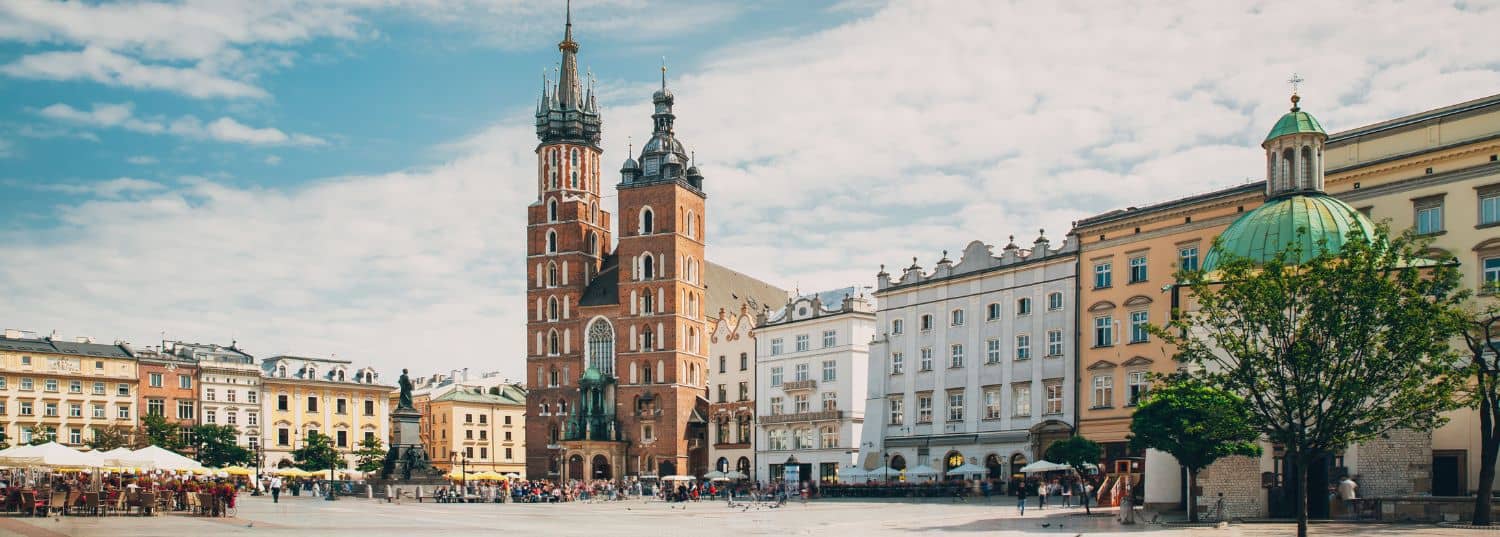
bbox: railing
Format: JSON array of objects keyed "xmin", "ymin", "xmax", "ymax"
[
  {"xmin": 781, "ymin": 380, "xmax": 817, "ymax": 391},
  {"xmin": 635, "ymin": 408, "xmax": 663, "ymax": 419},
  {"xmin": 758, "ymin": 410, "xmax": 844, "ymax": 424}
]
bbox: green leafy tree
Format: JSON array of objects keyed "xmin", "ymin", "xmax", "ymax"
[
  {"xmin": 136, "ymin": 414, "xmax": 183, "ymax": 450},
  {"xmin": 292, "ymin": 431, "xmax": 346, "ymax": 479},
  {"xmin": 1044, "ymin": 435, "xmax": 1101, "ymax": 514},
  {"xmin": 86, "ymin": 424, "xmax": 134, "ymax": 451},
  {"xmin": 1165, "ymin": 226, "xmax": 1466, "ymax": 537},
  {"xmin": 1129, "ymin": 376, "xmax": 1261, "ymax": 522},
  {"xmin": 26, "ymin": 425, "xmax": 54, "ymax": 445},
  {"xmin": 186, "ymin": 424, "xmax": 252, "ymax": 468},
  {"xmin": 353, "ymin": 436, "xmax": 385, "ymax": 473},
  {"xmin": 1455, "ymin": 297, "xmax": 1500, "ymax": 526}
]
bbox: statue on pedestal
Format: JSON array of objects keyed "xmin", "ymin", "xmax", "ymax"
[{"xmin": 398, "ymin": 368, "xmax": 414, "ymax": 410}]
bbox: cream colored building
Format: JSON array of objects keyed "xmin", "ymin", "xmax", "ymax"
[
  {"xmin": 260, "ymin": 355, "xmax": 390, "ymax": 472},
  {"xmin": 0, "ymin": 329, "xmax": 139, "ymax": 447},
  {"xmin": 426, "ymin": 383, "xmax": 527, "ymax": 475},
  {"xmin": 707, "ymin": 305, "xmax": 758, "ymax": 479}
]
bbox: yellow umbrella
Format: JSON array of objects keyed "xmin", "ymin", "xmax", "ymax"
[
  {"xmin": 221, "ymin": 466, "xmax": 254, "ymax": 476},
  {"xmin": 471, "ymin": 471, "xmax": 507, "ymax": 481},
  {"xmin": 446, "ymin": 470, "xmax": 470, "ymax": 480},
  {"xmin": 275, "ymin": 468, "xmax": 308, "ymax": 477}
]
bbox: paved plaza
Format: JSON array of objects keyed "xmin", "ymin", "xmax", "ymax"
[{"xmin": 0, "ymin": 495, "xmax": 1471, "ymax": 537}]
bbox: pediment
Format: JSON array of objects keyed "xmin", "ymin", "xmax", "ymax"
[
  {"xmin": 1121, "ymin": 356, "xmax": 1154, "ymax": 368},
  {"xmin": 1086, "ymin": 360, "xmax": 1118, "ymax": 371},
  {"xmin": 1087, "ymin": 301, "xmax": 1116, "ymax": 313},
  {"xmin": 1474, "ymin": 238, "xmax": 1500, "ymax": 253},
  {"xmin": 1123, "ymin": 295, "xmax": 1153, "ymax": 307}
]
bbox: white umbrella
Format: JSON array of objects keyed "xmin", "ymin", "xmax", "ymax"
[
  {"xmin": 101, "ymin": 447, "xmax": 150, "ymax": 468},
  {"xmin": 866, "ymin": 466, "xmax": 898, "ymax": 480},
  {"xmin": 661, "ymin": 475, "xmax": 696, "ymax": 482},
  {"xmin": 945, "ymin": 462, "xmax": 990, "ymax": 477},
  {"xmin": 1018, "ymin": 460, "xmax": 1072, "ymax": 473},
  {"xmin": 130, "ymin": 445, "xmax": 204, "ymax": 471},
  {"xmin": 840, "ymin": 466, "xmax": 867, "ymax": 482},
  {"xmin": 0, "ymin": 442, "xmax": 98, "ymax": 468},
  {"xmin": 907, "ymin": 464, "xmax": 940, "ymax": 477},
  {"xmin": 504, "ymin": 472, "xmax": 522, "ymax": 479},
  {"xmin": 703, "ymin": 470, "xmax": 727, "ymax": 480},
  {"xmin": 724, "ymin": 470, "xmax": 748, "ymax": 480}
]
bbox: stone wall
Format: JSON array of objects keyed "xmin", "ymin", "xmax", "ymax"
[
  {"xmin": 1196, "ymin": 455, "xmax": 1264, "ymax": 520},
  {"xmin": 1355, "ymin": 428, "xmax": 1431, "ymax": 497}
]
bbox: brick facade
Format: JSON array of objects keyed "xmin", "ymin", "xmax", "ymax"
[
  {"xmin": 1355, "ymin": 428, "xmax": 1432, "ymax": 497},
  {"xmin": 1196, "ymin": 455, "xmax": 1265, "ymax": 520}
]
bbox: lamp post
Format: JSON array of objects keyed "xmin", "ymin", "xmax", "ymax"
[{"xmin": 251, "ymin": 444, "xmax": 265, "ymax": 496}]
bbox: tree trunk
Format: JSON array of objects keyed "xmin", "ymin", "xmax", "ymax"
[
  {"xmin": 1296, "ymin": 456, "xmax": 1309, "ymax": 537},
  {"xmin": 1188, "ymin": 468, "xmax": 1199, "ymax": 523},
  {"xmin": 1475, "ymin": 390, "xmax": 1498, "ymax": 526}
]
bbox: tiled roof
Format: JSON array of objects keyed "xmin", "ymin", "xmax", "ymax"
[{"xmin": 0, "ymin": 336, "xmax": 134, "ymax": 359}]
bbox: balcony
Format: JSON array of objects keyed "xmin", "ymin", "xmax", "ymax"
[
  {"xmin": 758, "ymin": 410, "xmax": 844, "ymax": 424},
  {"xmin": 781, "ymin": 379, "xmax": 817, "ymax": 391}
]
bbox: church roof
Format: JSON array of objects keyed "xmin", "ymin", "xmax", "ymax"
[
  {"xmin": 1264, "ymin": 96, "xmax": 1326, "ymax": 143},
  {"xmin": 578, "ymin": 253, "xmax": 620, "ymax": 306},
  {"xmin": 1201, "ymin": 193, "xmax": 1375, "ymax": 271},
  {"xmin": 704, "ymin": 262, "xmax": 788, "ymax": 320}
]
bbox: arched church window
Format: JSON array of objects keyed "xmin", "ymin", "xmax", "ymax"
[
  {"xmin": 547, "ymin": 262, "xmax": 559, "ymax": 287},
  {"xmin": 642, "ymin": 291, "xmax": 654, "ymax": 314},
  {"xmin": 571, "ymin": 170, "xmax": 579, "ymax": 189},
  {"xmin": 1301, "ymin": 146, "xmax": 1315, "ymax": 190},
  {"xmin": 642, "ymin": 255, "xmax": 655, "ymax": 280},
  {"xmin": 587, "ymin": 319, "xmax": 615, "ymax": 375},
  {"xmin": 548, "ymin": 199, "xmax": 558, "ymax": 222},
  {"xmin": 642, "ymin": 362, "xmax": 654, "ymax": 384},
  {"xmin": 571, "ymin": 148, "xmax": 579, "ymax": 167},
  {"xmin": 587, "ymin": 232, "xmax": 598, "ymax": 257},
  {"xmin": 642, "ymin": 327, "xmax": 655, "ymax": 351},
  {"xmin": 641, "ymin": 207, "xmax": 655, "ymax": 235},
  {"xmin": 548, "ymin": 296, "xmax": 560, "ymax": 321},
  {"xmin": 1281, "ymin": 148, "xmax": 1296, "ymax": 192},
  {"xmin": 546, "ymin": 229, "xmax": 558, "ymax": 254},
  {"xmin": 686, "ymin": 211, "xmax": 696, "ymax": 238},
  {"xmin": 548, "ymin": 330, "xmax": 561, "ymax": 356}
]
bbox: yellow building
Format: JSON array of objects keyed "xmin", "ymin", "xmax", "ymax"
[
  {"xmin": 0, "ymin": 329, "xmax": 140, "ymax": 447},
  {"xmin": 1073, "ymin": 92, "xmax": 1500, "ymax": 506},
  {"xmin": 426, "ymin": 383, "xmax": 527, "ymax": 475},
  {"xmin": 260, "ymin": 355, "xmax": 391, "ymax": 472}
]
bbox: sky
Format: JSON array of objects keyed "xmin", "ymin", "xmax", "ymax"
[{"xmin": 1, "ymin": 0, "xmax": 1498, "ymax": 381}]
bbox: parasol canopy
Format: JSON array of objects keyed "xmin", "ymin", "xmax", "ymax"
[
  {"xmin": 945, "ymin": 462, "xmax": 990, "ymax": 476},
  {"xmin": 1018, "ymin": 460, "xmax": 1073, "ymax": 473}
]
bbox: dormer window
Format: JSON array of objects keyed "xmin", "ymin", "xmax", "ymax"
[
  {"xmin": 277, "ymin": 365, "xmax": 287, "ymax": 378},
  {"xmin": 337, "ymin": 370, "xmax": 345, "ymax": 382}
]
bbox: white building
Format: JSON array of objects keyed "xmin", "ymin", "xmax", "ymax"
[
  {"xmin": 858, "ymin": 234, "xmax": 1077, "ymax": 484},
  {"xmin": 707, "ymin": 305, "xmax": 759, "ymax": 479},
  {"xmin": 754, "ymin": 288, "xmax": 874, "ymax": 485},
  {"xmin": 166, "ymin": 341, "xmax": 262, "ymax": 450}
]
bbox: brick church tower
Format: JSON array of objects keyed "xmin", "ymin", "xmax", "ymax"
[{"xmin": 525, "ymin": 4, "xmax": 714, "ymax": 481}]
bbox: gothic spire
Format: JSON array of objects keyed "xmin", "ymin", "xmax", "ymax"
[
  {"xmin": 556, "ymin": 0, "xmax": 580, "ymax": 109},
  {"xmin": 535, "ymin": 0, "xmax": 601, "ymax": 145}
]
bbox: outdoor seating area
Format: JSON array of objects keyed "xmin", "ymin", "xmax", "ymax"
[{"xmin": 0, "ymin": 442, "xmax": 247, "ymax": 518}]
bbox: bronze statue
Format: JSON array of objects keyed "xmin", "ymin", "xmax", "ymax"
[{"xmin": 398, "ymin": 368, "xmax": 414, "ymax": 410}]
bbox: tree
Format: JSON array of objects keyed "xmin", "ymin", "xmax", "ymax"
[
  {"xmin": 1128, "ymin": 376, "xmax": 1261, "ymax": 522},
  {"xmin": 87, "ymin": 424, "xmax": 134, "ymax": 451},
  {"xmin": 1165, "ymin": 226, "xmax": 1467, "ymax": 537},
  {"xmin": 1455, "ymin": 296, "xmax": 1500, "ymax": 526},
  {"xmin": 353, "ymin": 436, "xmax": 385, "ymax": 473},
  {"xmin": 26, "ymin": 426, "xmax": 53, "ymax": 445},
  {"xmin": 292, "ymin": 431, "xmax": 346, "ymax": 479},
  {"xmin": 186, "ymin": 424, "xmax": 252, "ymax": 468},
  {"xmin": 137, "ymin": 414, "xmax": 183, "ymax": 451},
  {"xmin": 1044, "ymin": 435, "xmax": 1101, "ymax": 514}
]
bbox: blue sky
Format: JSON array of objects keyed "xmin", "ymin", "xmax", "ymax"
[{"xmin": 1, "ymin": 0, "xmax": 1497, "ymax": 379}]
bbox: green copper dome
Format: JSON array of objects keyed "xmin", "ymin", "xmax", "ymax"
[
  {"xmin": 1202, "ymin": 193, "xmax": 1376, "ymax": 271},
  {"xmin": 581, "ymin": 366, "xmax": 604, "ymax": 383},
  {"xmin": 1263, "ymin": 96, "xmax": 1326, "ymax": 143}
]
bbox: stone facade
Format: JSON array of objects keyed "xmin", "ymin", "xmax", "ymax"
[
  {"xmin": 1355, "ymin": 428, "xmax": 1432, "ymax": 497},
  {"xmin": 1195, "ymin": 455, "xmax": 1265, "ymax": 520}
]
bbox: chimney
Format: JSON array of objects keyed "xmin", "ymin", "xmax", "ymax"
[
  {"xmin": 462, "ymin": 368, "xmax": 470, "ymax": 381},
  {"xmin": 3, "ymin": 329, "xmax": 21, "ymax": 339}
]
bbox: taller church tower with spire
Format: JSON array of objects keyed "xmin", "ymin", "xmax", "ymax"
[{"xmin": 522, "ymin": 3, "xmax": 782, "ymax": 482}]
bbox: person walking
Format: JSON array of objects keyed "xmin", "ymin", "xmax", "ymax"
[
  {"xmin": 1036, "ymin": 480, "xmax": 1046, "ymax": 510},
  {"xmin": 1062, "ymin": 479, "xmax": 1073, "ymax": 507},
  {"xmin": 1337, "ymin": 475, "xmax": 1359, "ymax": 519},
  {"xmin": 1016, "ymin": 479, "xmax": 1029, "ymax": 515},
  {"xmin": 269, "ymin": 475, "xmax": 283, "ymax": 503}
]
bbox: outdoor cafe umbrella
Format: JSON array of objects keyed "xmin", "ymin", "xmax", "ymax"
[
  {"xmin": 1018, "ymin": 460, "xmax": 1073, "ymax": 474},
  {"xmin": 840, "ymin": 466, "xmax": 867, "ymax": 482},
  {"xmin": 130, "ymin": 445, "xmax": 204, "ymax": 471},
  {"xmin": 101, "ymin": 447, "xmax": 150, "ymax": 468},
  {"xmin": 906, "ymin": 464, "xmax": 940, "ymax": 478},
  {"xmin": 471, "ymin": 471, "xmax": 507, "ymax": 481},
  {"xmin": 945, "ymin": 462, "xmax": 990, "ymax": 477},
  {"xmin": 702, "ymin": 470, "xmax": 727, "ymax": 480},
  {"xmin": 724, "ymin": 470, "xmax": 748, "ymax": 480},
  {"xmin": 0, "ymin": 441, "xmax": 99, "ymax": 468},
  {"xmin": 866, "ymin": 466, "xmax": 898, "ymax": 480},
  {"xmin": 661, "ymin": 475, "xmax": 696, "ymax": 482},
  {"xmin": 504, "ymin": 472, "xmax": 522, "ymax": 479}
]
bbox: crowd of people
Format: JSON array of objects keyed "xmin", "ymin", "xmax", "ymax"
[{"xmin": 0, "ymin": 469, "xmax": 242, "ymax": 516}]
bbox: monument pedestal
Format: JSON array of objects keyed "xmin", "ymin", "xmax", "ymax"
[{"xmin": 369, "ymin": 407, "xmax": 447, "ymax": 499}]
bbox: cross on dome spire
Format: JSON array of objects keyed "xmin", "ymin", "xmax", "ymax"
[{"xmin": 1287, "ymin": 72, "xmax": 1305, "ymax": 111}]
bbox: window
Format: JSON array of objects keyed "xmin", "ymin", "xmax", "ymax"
[
  {"xmin": 920, "ymin": 314, "xmax": 933, "ymax": 331},
  {"xmin": 1047, "ymin": 330, "xmax": 1064, "ymax": 356},
  {"xmin": 1129, "ymin": 256, "xmax": 1148, "ymax": 283},
  {"xmin": 946, "ymin": 390, "xmax": 964, "ymax": 421},
  {"xmin": 20, "ymin": 401, "xmax": 33, "ymax": 416},
  {"xmin": 951, "ymin": 309, "xmax": 965, "ymax": 326},
  {"xmin": 794, "ymin": 394, "xmax": 809, "ymax": 413},
  {"xmin": 1048, "ymin": 292, "xmax": 1064, "ymax": 311},
  {"xmin": 1015, "ymin": 335, "xmax": 1031, "ymax": 360},
  {"xmin": 891, "ymin": 352, "xmax": 905, "ymax": 374},
  {"xmin": 67, "ymin": 380, "xmax": 81, "ymax": 393},
  {"xmin": 822, "ymin": 392, "xmax": 837, "ymax": 411},
  {"xmin": 1013, "ymin": 384, "xmax": 1031, "ymax": 416},
  {"xmin": 984, "ymin": 387, "xmax": 1001, "ymax": 419},
  {"xmin": 888, "ymin": 397, "xmax": 904, "ymax": 425},
  {"xmin": 738, "ymin": 381, "xmax": 749, "ymax": 401},
  {"xmin": 307, "ymin": 396, "xmax": 318, "ymax": 412},
  {"xmin": 949, "ymin": 344, "xmax": 964, "ymax": 368},
  {"xmin": 147, "ymin": 399, "xmax": 164, "ymax": 416},
  {"xmin": 1092, "ymin": 375, "xmax": 1114, "ymax": 408},
  {"xmin": 149, "ymin": 373, "xmax": 163, "ymax": 387},
  {"xmin": 92, "ymin": 404, "xmax": 104, "ymax": 419},
  {"xmin": 117, "ymin": 406, "xmax": 130, "ymax": 419},
  {"xmin": 1127, "ymin": 371, "xmax": 1150, "ymax": 406},
  {"xmin": 891, "ymin": 319, "xmax": 904, "ymax": 334},
  {"xmin": 277, "ymin": 394, "xmax": 289, "ymax": 411},
  {"xmin": 336, "ymin": 431, "xmax": 348, "ymax": 448},
  {"xmin": 20, "ymin": 356, "xmax": 29, "ymax": 366},
  {"xmin": 1482, "ymin": 189, "xmax": 1500, "ymax": 226},
  {"xmin": 795, "ymin": 334, "xmax": 809, "ymax": 352},
  {"xmin": 278, "ymin": 428, "xmax": 290, "ymax": 446},
  {"xmin": 248, "ymin": 412, "xmax": 258, "ymax": 426},
  {"xmin": 226, "ymin": 389, "xmax": 236, "ymax": 403},
  {"xmin": 769, "ymin": 396, "xmax": 784, "ymax": 415},
  {"xmin": 45, "ymin": 379, "xmax": 57, "ymax": 392},
  {"xmin": 1094, "ymin": 316, "xmax": 1114, "ymax": 347},
  {"xmin": 770, "ymin": 367, "xmax": 783, "ymax": 387},
  {"xmin": 1415, "ymin": 197, "xmax": 1444, "ymax": 234},
  {"xmin": 917, "ymin": 394, "xmax": 933, "ymax": 423},
  {"xmin": 0, "ymin": 377, "xmax": 5, "ymax": 389},
  {"xmin": 1179, "ymin": 246, "xmax": 1200, "ymax": 272},
  {"xmin": 770, "ymin": 338, "xmax": 784, "ymax": 356},
  {"xmin": 1094, "ymin": 262, "xmax": 1112, "ymax": 288},
  {"xmin": 795, "ymin": 363, "xmax": 810, "ymax": 381},
  {"xmin": 822, "ymin": 330, "xmax": 836, "ymax": 348},
  {"xmin": 717, "ymin": 384, "xmax": 727, "ymax": 403},
  {"xmin": 719, "ymin": 356, "xmax": 726, "ymax": 374},
  {"xmin": 986, "ymin": 339, "xmax": 1001, "ymax": 364},
  {"xmin": 1485, "ymin": 256, "xmax": 1500, "ymax": 292},
  {"xmin": 21, "ymin": 378, "xmax": 33, "ymax": 391},
  {"xmin": 69, "ymin": 428, "xmax": 81, "ymax": 444},
  {"xmin": 987, "ymin": 303, "xmax": 1001, "ymax": 320},
  {"xmin": 640, "ymin": 207, "xmax": 654, "ymax": 234},
  {"xmin": 365, "ymin": 399, "xmax": 376, "ymax": 416},
  {"xmin": 919, "ymin": 348, "xmax": 933, "ymax": 371},
  {"xmin": 178, "ymin": 401, "xmax": 195, "ymax": 420},
  {"xmin": 1016, "ymin": 298, "xmax": 1031, "ymax": 316},
  {"xmin": 740, "ymin": 353, "xmax": 749, "ymax": 371},
  {"xmin": 205, "ymin": 409, "xmax": 217, "ymax": 424},
  {"xmin": 179, "ymin": 375, "xmax": 191, "ymax": 389},
  {"xmin": 69, "ymin": 403, "xmax": 81, "ymax": 417},
  {"xmin": 1130, "ymin": 310, "xmax": 1150, "ymax": 343},
  {"xmin": 205, "ymin": 388, "xmax": 215, "ymax": 401},
  {"xmin": 336, "ymin": 398, "xmax": 347, "ymax": 414},
  {"xmin": 93, "ymin": 382, "xmax": 104, "ymax": 395},
  {"xmin": 822, "ymin": 360, "xmax": 837, "ymax": 381},
  {"xmin": 1045, "ymin": 381, "xmax": 1064, "ymax": 415},
  {"xmin": 44, "ymin": 402, "xmax": 57, "ymax": 417}
]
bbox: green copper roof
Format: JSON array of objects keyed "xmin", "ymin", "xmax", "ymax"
[
  {"xmin": 1202, "ymin": 193, "xmax": 1376, "ymax": 271},
  {"xmin": 1264, "ymin": 106, "xmax": 1326, "ymax": 143}
]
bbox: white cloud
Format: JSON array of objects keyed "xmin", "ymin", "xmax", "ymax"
[
  {"xmin": 265, "ymin": 155, "xmax": 283, "ymax": 166},
  {"xmin": 40, "ymin": 177, "xmax": 166, "ymax": 199},
  {"xmin": 2, "ymin": 46, "xmax": 269, "ymax": 99},
  {"xmin": 36, "ymin": 102, "xmax": 325, "ymax": 147},
  {"xmin": 127, "ymin": 155, "xmax": 158, "ymax": 165},
  {"xmin": 3, "ymin": 0, "xmax": 1497, "ymax": 378}
]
